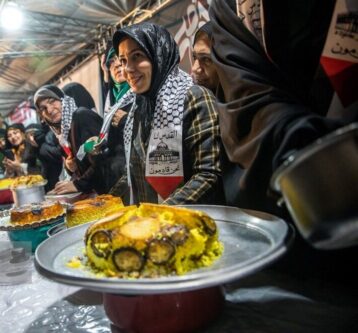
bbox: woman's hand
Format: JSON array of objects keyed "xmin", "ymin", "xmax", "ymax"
[
  {"xmin": 26, "ymin": 133, "xmax": 38, "ymax": 147},
  {"xmin": 112, "ymin": 109, "xmax": 127, "ymax": 127},
  {"xmin": 64, "ymin": 156, "xmax": 77, "ymax": 173},
  {"xmin": 84, "ymin": 136, "xmax": 102, "ymax": 155},
  {"xmin": 51, "ymin": 180, "xmax": 78, "ymax": 194},
  {"xmin": 3, "ymin": 158, "xmax": 23, "ymax": 174},
  {"xmin": 101, "ymin": 54, "xmax": 109, "ymax": 83}
]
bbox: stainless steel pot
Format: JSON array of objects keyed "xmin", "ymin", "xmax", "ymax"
[
  {"xmin": 11, "ymin": 181, "xmax": 47, "ymax": 207},
  {"xmin": 271, "ymin": 123, "xmax": 358, "ymax": 250}
]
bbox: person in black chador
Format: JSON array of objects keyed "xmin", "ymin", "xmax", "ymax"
[{"xmin": 209, "ymin": 0, "xmax": 358, "ymax": 284}]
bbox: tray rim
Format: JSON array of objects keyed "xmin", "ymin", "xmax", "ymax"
[
  {"xmin": 35, "ymin": 205, "xmax": 294, "ymax": 294},
  {"xmin": 44, "ymin": 192, "xmax": 83, "ymax": 200},
  {"xmin": 0, "ymin": 209, "xmax": 65, "ymax": 231}
]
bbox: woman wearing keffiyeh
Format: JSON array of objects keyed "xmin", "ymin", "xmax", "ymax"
[
  {"xmin": 34, "ymin": 84, "xmax": 103, "ymax": 194},
  {"xmin": 101, "ymin": 44, "xmax": 131, "ymax": 117},
  {"xmin": 109, "ymin": 22, "xmax": 223, "ymax": 205}
]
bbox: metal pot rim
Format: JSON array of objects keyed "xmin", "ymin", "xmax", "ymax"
[
  {"xmin": 10, "ymin": 180, "xmax": 48, "ymax": 191},
  {"xmin": 270, "ymin": 122, "xmax": 358, "ymax": 192}
]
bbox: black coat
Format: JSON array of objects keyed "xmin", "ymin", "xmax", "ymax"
[
  {"xmin": 68, "ymin": 107, "xmax": 103, "ymax": 193},
  {"xmin": 37, "ymin": 130, "xmax": 63, "ymax": 191}
]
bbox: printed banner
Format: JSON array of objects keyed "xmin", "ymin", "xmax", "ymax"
[
  {"xmin": 150, "ymin": 0, "xmax": 211, "ymax": 73},
  {"xmin": 6, "ymin": 100, "xmax": 39, "ymax": 127},
  {"xmin": 321, "ymin": 0, "xmax": 358, "ymax": 114}
]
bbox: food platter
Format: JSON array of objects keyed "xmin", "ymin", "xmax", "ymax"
[
  {"xmin": 0, "ymin": 209, "xmax": 65, "ymax": 252},
  {"xmin": 35, "ymin": 205, "xmax": 294, "ymax": 295},
  {"xmin": 0, "ymin": 208, "xmax": 65, "ymax": 231}
]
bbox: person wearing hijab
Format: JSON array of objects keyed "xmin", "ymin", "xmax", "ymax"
[
  {"xmin": 106, "ymin": 22, "xmax": 223, "ymax": 205},
  {"xmin": 34, "ymin": 84, "xmax": 103, "ymax": 194},
  {"xmin": 95, "ymin": 46, "xmax": 132, "ymax": 193},
  {"xmin": 191, "ymin": 22, "xmax": 220, "ymax": 93},
  {"xmin": 192, "ymin": 21, "xmax": 242, "ymax": 206},
  {"xmin": 62, "ymin": 82, "xmax": 96, "ymax": 111},
  {"xmin": 25, "ymin": 123, "xmax": 45, "ymax": 147},
  {"xmin": 210, "ymin": 0, "xmax": 358, "ymax": 283},
  {"xmin": 101, "ymin": 44, "xmax": 130, "ymax": 116},
  {"xmin": 209, "ymin": 0, "xmax": 350, "ymax": 215},
  {"xmin": 3, "ymin": 123, "xmax": 40, "ymax": 177}
]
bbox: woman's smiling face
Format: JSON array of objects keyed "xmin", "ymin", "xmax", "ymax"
[
  {"xmin": 7, "ymin": 128, "xmax": 24, "ymax": 146},
  {"xmin": 118, "ymin": 37, "xmax": 152, "ymax": 94}
]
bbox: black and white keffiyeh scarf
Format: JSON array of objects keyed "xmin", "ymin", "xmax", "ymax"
[
  {"xmin": 59, "ymin": 95, "xmax": 77, "ymax": 154},
  {"xmin": 112, "ymin": 23, "xmax": 193, "ymax": 201},
  {"xmin": 99, "ymin": 90, "xmax": 135, "ymax": 142}
]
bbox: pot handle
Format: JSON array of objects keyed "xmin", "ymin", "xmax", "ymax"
[
  {"xmin": 267, "ymin": 186, "xmax": 286, "ymax": 208},
  {"xmin": 276, "ymin": 196, "xmax": 286, "ymax": 208}
]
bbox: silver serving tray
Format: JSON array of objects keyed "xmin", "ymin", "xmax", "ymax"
[{"xmin": 35, "ymin": 205, "xmax": 294, "ymax": 295}]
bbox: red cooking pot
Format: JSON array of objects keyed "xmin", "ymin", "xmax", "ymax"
[
  {"xmin": 104, "ymin": 286, "xmax": 225, "ymax": 333},
  {"xmin": 0, "ymin": 188, "xmax": 13, "ymax": 205}
]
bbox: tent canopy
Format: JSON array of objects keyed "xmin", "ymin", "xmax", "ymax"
[{"xmin": 0, "ymin": 0, "xmax": 162, "ymax": 116}]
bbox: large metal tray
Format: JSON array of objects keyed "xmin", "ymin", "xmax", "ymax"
[{"xmin": 35, "ymin": 205, "xmax": 294, "ymax": 295}]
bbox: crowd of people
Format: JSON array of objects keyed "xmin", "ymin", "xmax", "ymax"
[{"xmin": 0, "ymin": 0, "xmax": 356, "ymax": 283}]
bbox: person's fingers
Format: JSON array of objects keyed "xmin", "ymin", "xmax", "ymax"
[
  {"xmin": 54, "ymin": 185, "xmax": 67, "ymax": 194},
  {"xmin": 87, "ymin": 136, "xmax": 98, "ymax": 143},
  {"xmin": 54, "ymin": 181, "xmax": 66, "ymax": 188},
  {"xmin": 55, "ymin": 188, "xmax": 67, "ymax": 194},
  {"xmin": 112, "ymin": 112, "xmax": 125, "ymax": 126},
  {"xmin": 100, "ymin": 54, "xmax": 106, "ymax": 67},
  {"xmin": 55, "ymin": 181, "xmax": 76, "ymax": 194}
]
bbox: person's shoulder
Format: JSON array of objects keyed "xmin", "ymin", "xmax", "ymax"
[
  {"xmin": 74, "ymin": 106, "xmax": 93, "ymax": 115},
  {"xmin": 187, "ymin": 84, "xmax": 214, "ymax": 97},
  {"xmin": 186, "ymin": 85, "xmax": 216, "ymax": 106},
  {"xmin": 73, "ymin": 107, "xmax": 101, "ymax": 120}
]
